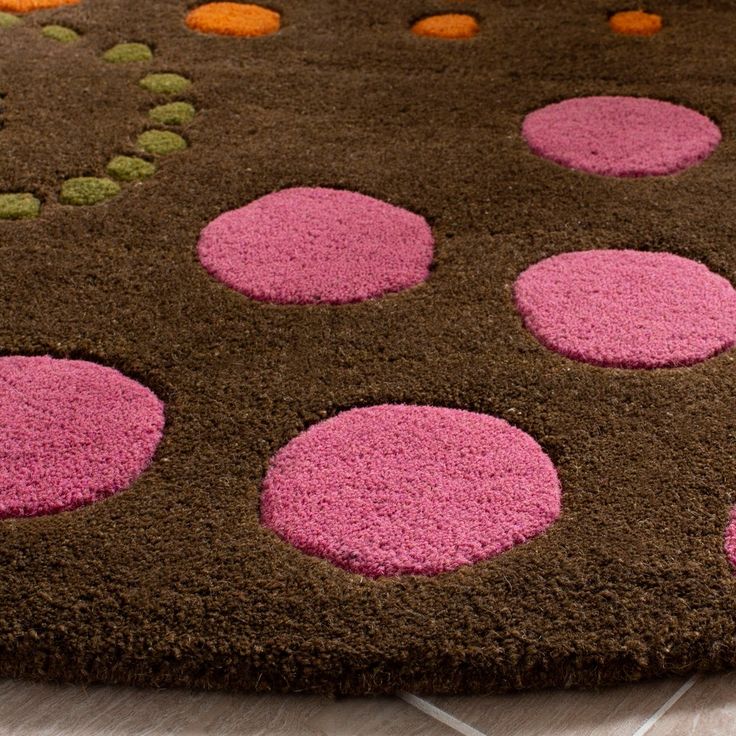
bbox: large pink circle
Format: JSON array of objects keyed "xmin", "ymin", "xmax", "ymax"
[
  {"xmin": 522, "ymin": 96, "xmax": 721, "ymax": 177},
  {"xmin": 514, "ymin": 250, "xmax": 736, "ymax": 368},
  {"xmin": 0, "ymin": 356, "xmax": 165, "ymax": 518},
  {"xmin": 260, "ymin": 404, "xmax": 561, "ymax": 577},
  {"xmin": 197, "ymin": 187, "xmax": 434, "ymax": 304}
]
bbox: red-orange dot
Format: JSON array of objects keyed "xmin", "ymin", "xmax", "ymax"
[
  {"xmin": 0, "ymin": 0, "xmax": 78, "ymax": 11},
  {"xmin": 411, "ymin": 13, "xmax": 479, "ymax": 40},
  {"xmin": 186, "ymin": 2, "xmax": 280, "ymax": 37},
  {"xmin": 609, "ymin": 10, "xmax": 662, "ymax": 37}
]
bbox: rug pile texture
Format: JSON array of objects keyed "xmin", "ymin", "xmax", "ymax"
[{"xmin": 1, "ymin": 0, "xmax": 736, "ymax": 695}]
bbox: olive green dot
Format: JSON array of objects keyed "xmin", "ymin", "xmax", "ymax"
[
  {"xmin": 106, "ymin": 155, "xmax": 156, "ymax": 182},
  {"xmin": 148, "ymin": 101, "xmax": 195, "ymax": 126},
  {"xmin": 60, "ymin": 177, "xmax": 120, "ymax": 206},
  {"xmin": 137, "ymin": 130, "xmax": 188, "ymax": 155},
  {"xmin": 0, "ymin": 12, "xmax": 21, "ymax": 28},
  {"xmin": 42, "ymin": 25, "xmax": 79, "ymax": 43},
  {"xmin": 139, "ymin": 73, "xmax": 191, "ymax": 95},
  {"xmin": 0, "ymin": 193, "xmax": 40, "ymax": 220},
  {"xmin": 103, "ymin": 42, "xmax": 153, "ymax": 63}
]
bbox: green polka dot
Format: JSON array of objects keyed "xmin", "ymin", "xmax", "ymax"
[
  {"xmin": 0, "ymin": 193, "xmax": 40, "ymax": 220},
  {"xmin": 106, "ymin": 155, "xmax": 156, "ymax": 182},
  {"xmin": 42, "ymin": 25, "xmax": 79, "ymax": 43},
  {"xmin": 0, "ymin": 12, "xmax": 20, "ymax": 28},
  {"xmin": 139, "ymin": 73, "xmax": 191, "ymax": 95},
  {"xmin": 137, "ymin": 130, "xmax": 188, "ymax": 155},
  {"xmin": 60, "ymin": 177, "xmax": 120, "ymax": 206},
  {"xmin": 148, "ymin": 102, "xmax": 196, "ymax": 126},
  {"xmin": 103, "ymin": 42, "xmax": 153, "ymax": 63}
]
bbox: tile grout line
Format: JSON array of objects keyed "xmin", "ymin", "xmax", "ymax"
[
  {"xmin": 399, "ymin": 693, "xmax": 489, "ymax": 736},
  {"xmin": 631, "ymin": 675, "xmax": 700, "ymax": 736}
]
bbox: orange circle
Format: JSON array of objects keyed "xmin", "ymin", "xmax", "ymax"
[
  {"xmin": 411, "ymin": 13, "xmax": 479, "ymax": 40},
  {"xmin": 186, "ymin": 2, "xmax": 280, "ymax": 37},
  {"xmin": 609, "ymin": 10, "xmax": 662, "ymax": 37},
  {"xmin": 0, "ymin": 0, "xmax": 78, "ymax": 11}
]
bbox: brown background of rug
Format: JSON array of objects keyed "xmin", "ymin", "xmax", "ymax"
[{"xmin": 1, "ymin": 0, "xmax": 736, "ymax": 694}]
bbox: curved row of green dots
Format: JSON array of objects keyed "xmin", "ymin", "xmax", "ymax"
[{"xmin": 0, "ymin": 25, "xmax": 195, "ymax": 218}]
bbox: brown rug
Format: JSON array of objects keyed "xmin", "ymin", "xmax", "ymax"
[{"xmin": 1, "ymin": 0, "xmax": 736, "ymax": 695}]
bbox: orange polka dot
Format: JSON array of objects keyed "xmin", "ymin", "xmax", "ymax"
[
  {"xmin": 609, "ymin": 10, "xmax": 662, "ymax": 37},
  {"xmin": 185, "ymin": 2, "xmax": 280, "ymax": 37},
  {"xmin": 0, "ymin": 0, "xmax": 78, "ymax": 11},
  {"xmin": 411, "ymin": 13, "xmax": 479, "ymax": 40}
]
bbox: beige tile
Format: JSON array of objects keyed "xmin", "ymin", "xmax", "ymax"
[
  {"xmin": 646, "ymin": 673, "xmax": 736, "ymax": 736},
  {"xmin": 0, "ymin": 679, "xmax": 457, "ymax": 736},
  {"xmin": 422, "ymin": 677, "xmax": 688, "ymax": 736}
]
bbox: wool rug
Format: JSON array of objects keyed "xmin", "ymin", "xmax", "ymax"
[{"xmin": 1, "ymin": 0, "xmax": 736, "ymax": 695}]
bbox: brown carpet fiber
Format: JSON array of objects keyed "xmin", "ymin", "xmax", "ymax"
[{"xmin": 2, "ymin": 0, "xmax": 736, "ymax": 694}]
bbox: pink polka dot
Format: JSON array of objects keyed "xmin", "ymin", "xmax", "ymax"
[
  {"xmin": 0, "ymin": 356, "xmax": 164, "ymax": 518},
  {"xmin": 724, "ymin": 508, "xmax": 736, "ymax": 570},
  {"xmin": 522, "ymin": 96, "xmax": 721, "ymax": 177},
  {"xmin": 514, "ymin": 250, "xmax": 736, "ymax": 369},
  {"xmin": 197, "ymin": 187, "xmax": 434, "ymax": 305},
  {"xmin": 260, "ymin": 404, "xmax": 561, "ymax": 577}
]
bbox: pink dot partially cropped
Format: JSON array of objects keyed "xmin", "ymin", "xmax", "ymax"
[
  {"xmin": 260, "ymin": 404, "xmax": 561, "ymax": 577},
  {"xmin": 724, "ymin": 508, "xmax": 736, "ymax": 570},
  {"xmin": 522, "ymin": 96, "xmax": 721, "ymax": 177},
  {"xmin": 0, "ymin": 356, "xmax": 164, "ymax": 519},
  {"xmin": 197, "ymin": 187, "xmax": 434, "ymax": 304},
  {"xmin": 514, "ymin": 250, "xmax": 736, "ymax": 368}
]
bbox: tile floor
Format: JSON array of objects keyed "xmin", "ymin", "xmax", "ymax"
[{"xmin": 1, "ymin": 672, "xmax": 734, "ymax": 735}]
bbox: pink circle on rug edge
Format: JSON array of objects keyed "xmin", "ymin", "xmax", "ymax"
[
  {"xmin": 0, "ymin": 356, "xmax": 165, "ymax": 519},
  {"xmin": 522, "ymin": 96, "xmax": 721, "ymax": 177},
  {"xmin": 724, "ymin": 507, "xmax": 736, "ymax": 570},
  {"xmin": 513, "ymin": 249, "xmax": 736, "ymax": 369},
  {"xmin": 260, "ymin": 404, "xmax": 562, "ymax": 577},
  {"xmin": 198, "ymin": 187, "xmax": 435, "ymax": 305}
]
